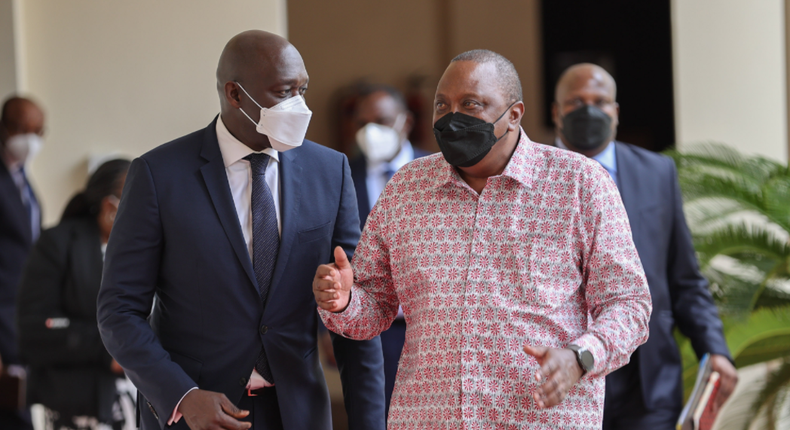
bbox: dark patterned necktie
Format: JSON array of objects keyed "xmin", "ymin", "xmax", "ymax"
[{"xmin": 244, "ymin": 153, "xmax": 279, "ymax": 383}]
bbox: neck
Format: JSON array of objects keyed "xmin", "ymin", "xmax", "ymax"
[
  {"xmin": 220, "ymin": 112, "xmax": 272, "ymax": 152},
  {"xmin": 457, "ymin": 131, "xmax": 519, "ymax": 195}
]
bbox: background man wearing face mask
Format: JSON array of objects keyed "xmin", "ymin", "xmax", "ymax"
[
  {"xmin": 314, "ymin": 50, "xmax": 652, "ymax": 429},
  {"xmin": 552, "ymin": 63, "xmax": 737, "ymax": 429},
  {"xmin": 0, "ymin": 95, "xmax": 44, "ymax": 430},
  {"xmin": 97, "ymin": 30, "xmax": 385, "ymax": 430},
  {"xmin": 348, "ymin": 84, "xmax": 430, "ymax": 415}
]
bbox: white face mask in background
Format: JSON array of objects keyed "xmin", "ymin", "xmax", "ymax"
[
  {"xmin": 5, "ymin": 133, "xmax": 43, "ymax": 165},
  {"xmin": 236, "ymin": 82, "xmax": 312, "ymax": 152},
  {"xmin": 355, "ymin": 114, "xmax": 406, "ymax": 163}
]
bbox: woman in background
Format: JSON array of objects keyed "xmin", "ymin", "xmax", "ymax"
[{"xmin": 16, "ymin": 159, "xmax": 132, "ymax": 430}]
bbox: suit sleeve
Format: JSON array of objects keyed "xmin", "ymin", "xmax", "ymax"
[
  {"xmin": 328, "ymin": 153, "xmax": 386, "ymax": 430},
  {"xmin": 665, "ymin": 160, "xmax": 731, "ymax": 360},
  {"xmin": 17, "ymin": 227, "xmax": 111, "ymax": 367},
  {"xmin": 571, "ymin": 164, "xmax": 653, "ymax": 377},
  {"xmin": 97, "ymin": 158, "xmax": 196, "ymax": 429}
]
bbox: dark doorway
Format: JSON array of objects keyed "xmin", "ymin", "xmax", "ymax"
[{"xmin": 542, "ymin": 0, "xmax": 675, "ymax": 152}]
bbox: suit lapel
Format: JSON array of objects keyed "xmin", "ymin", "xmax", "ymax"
[
  {"xmin": 0, "ymin": 162, "xmax": 32, "ymax": 245},
  {"xmin": 198, "ymin": 120, "xmax": 259, "ymax": 292},
  {"xmin": 349, "ymin": 156, "xmax": 369, "ymax": 228},
  {"xmin": 614, "ymin": 142, "xmax": 642, "ymax": 233},
  {"xmin": 266, "ymin": 148, "xmax": 302, "ymax": 307}
]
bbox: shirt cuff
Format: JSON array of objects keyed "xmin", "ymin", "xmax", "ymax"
[
  {"xmin": 569, "ymin": 333, "xmax": 605, "ymax": 376},
  {"xmin": 317, "ymin": 285, "xmax": 362, "ymax": 336},
  {"xmin": 168, "ymin": 387, "xmax": 198, "ymax": 425}
]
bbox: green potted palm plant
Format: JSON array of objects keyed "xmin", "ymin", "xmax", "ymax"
[{"xmin": 665, "ymin": 143, "xmax": 790, "ymax": 429}]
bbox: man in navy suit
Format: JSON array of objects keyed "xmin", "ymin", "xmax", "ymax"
[
  {"xmin": 551, "ymin": 63, "xmax": 738, "ymax": 429},
  {"xmin": 347, "ymin": 85, "xmax": 430, "ymax": 416},
  {"xmin": 0, "ymin": 96, "xmax": 44, "ymax": 430},
  {"xmin": 97, "ymin": 30, "xmax": 384, "ymax": 430}
]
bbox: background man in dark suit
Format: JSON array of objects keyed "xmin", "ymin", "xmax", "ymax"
[
  {"xmin": 551, "ymin": 63, "xmax": 738, "ymax": 429},
  {"xmin": 347, "ymin": 85, "xmax": 430, "ymax": 416},
  {"xmin": 97, "ymin": 30, "xmax": 384, "ymax": 430},
  {"xmin": 0, "ymin": 95, "xmax": 44, "ymax": 430}
]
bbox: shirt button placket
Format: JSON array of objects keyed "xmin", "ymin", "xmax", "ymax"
[{"xmin": 460, "ymin": 194, "xmax": 478, "ymax": 425}]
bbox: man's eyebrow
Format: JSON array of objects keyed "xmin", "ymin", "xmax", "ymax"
[{"xmin": 271, "ymin": 77, "xmax": 309, "ymax": 87}]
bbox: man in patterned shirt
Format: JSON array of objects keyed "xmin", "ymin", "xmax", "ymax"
[{"xmin": 313, "ymin": 50, "xmax": 652, "ymax": 429}]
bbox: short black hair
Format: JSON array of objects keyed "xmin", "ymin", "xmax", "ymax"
[
  {"xmin": 451, "ymin": 49, "xmax": 522, "ymax": 103},
  {"xmin": 1, "ymin": 96, "xmax": 31, "ymax": 129},
  {"xmin": 61, "ymin": 158, "xmax": 131, "ymax": 220},
  {"xmin": 356, "ymin": 84, "xmax": 408, "ymax": 112}
]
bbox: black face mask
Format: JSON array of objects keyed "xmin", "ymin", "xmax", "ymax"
[
  {"xmin": 560, "ymin": 105, "xmax": 613, "ymax": 150},
  {"xmin": 433, "ymin": 102, "xmax": 516, "ymax": 168}
]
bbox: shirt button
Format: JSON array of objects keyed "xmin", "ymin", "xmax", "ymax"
[
  {"xmin": 260, "ymin": 325, "xmax": 268, "ymax": 335},
  {"xmin": 239, "ymin": 377, "xmax": 247, "ymax": 386}
]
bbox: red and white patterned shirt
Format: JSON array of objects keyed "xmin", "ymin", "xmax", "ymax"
[{"xmin": 320, "ymin": 130, "xmax": 651, "ymax": 429}]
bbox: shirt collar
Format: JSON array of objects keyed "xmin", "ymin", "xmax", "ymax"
[
  {"xmin": 216, "ymin": 115, "xmax": 279, "ymax": 168},
  {"xmin": 554, "ymin": 138, "xmax": 616, "ymax": 175},
  {"xmin": 366, "ymin": 141, "xmax": 415, "ymax": 175},
  {"xmin": 434, "ymin": 127, "xmax": 535, "ymax": 189}
]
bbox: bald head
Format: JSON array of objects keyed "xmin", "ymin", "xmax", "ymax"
[
  {"xmin": 216, "ymin": 30, "xmax": 309, "ymax": 151},
  {"xmin": 552, "ymin": 63, "xmax": 619, "ymax": 156},
  {"xmin": 216, "ymin": 30, "xmax": 299, "ymax": 86},
  {"xmin": 554, "ymin": 63, "xmax": 616, "ymax": 104},
  {"xmin": 0, "ymin": 96, "xmax": 45, "ymax": 142}
]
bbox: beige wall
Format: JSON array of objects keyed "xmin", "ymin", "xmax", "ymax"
[
  {"xmin": 450, "ymin": 0, "xmax": 552, "ymax": 145},
  {"xmin": 8, "ymin": 0, "xmax": 287, "ymax": 225},
  {"xmin": 288, "ymin": 0, "xmax": 553, "ymax": 155},
  {"xmin": 0, "ymin": 0, "xmax": 19, "ymax": 98},
  {"xmin": 288, "ymin": 0, "xmax": 444, "ymax": 152},
  {"xmin": 672, "ymin": 0, "xmax": 787, "ymax": 162}
]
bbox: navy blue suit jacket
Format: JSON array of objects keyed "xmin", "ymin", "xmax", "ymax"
[
  {"xmin": 349, "ymin": 147, "xmax": 431, "ymax": 228},
  {"xmin": 0, "ymin": 161, "xmax": 36, "ymax": 366},
  {"xmin": 0, "ymin": 161, "xmax": 37, "ymax": 429},
  {"xmin": 607, "ymin": 141, "xmax": 731, "ymax": 411},
  {"xmin": 97, "ymin": 118, "xmax": 384, "ymax": 430}
]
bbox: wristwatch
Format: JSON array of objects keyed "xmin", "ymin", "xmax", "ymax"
[{"xmin": 567, "ymin": 344, "xmax": 594, "ymax": 375}]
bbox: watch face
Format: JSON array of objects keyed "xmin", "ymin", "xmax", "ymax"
[{"xmin": 580, "ymin": 350, "xmax": 594, "ymax": 370}]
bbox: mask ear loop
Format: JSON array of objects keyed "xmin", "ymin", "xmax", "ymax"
[
  {"xmin": 234, "ymin": 81, "xmax": 266, "ymax": 126},
  {"xmin": 492, "ymin": 100, "xmax": 519, "ymax": 142}
]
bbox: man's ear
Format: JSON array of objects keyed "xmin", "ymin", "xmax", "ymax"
[
  {"xmin": 508, "ymin": 101, "xmax": 525, "ymax": 131},
  {"xmin": 224, "ymin": 82, "xmax": 242, "ymax": 109}
]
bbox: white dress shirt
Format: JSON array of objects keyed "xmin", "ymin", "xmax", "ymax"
[
  {"xmin": 365, "ymin": 141, "xmax": 414, "ymax": 211},
  {"xmin": 169, "ymin": 116, "xmax": 279, "ymax": 424},
  {"xmin": 216, "ymin": 116, "xmax": 279, "ymax": 391}
]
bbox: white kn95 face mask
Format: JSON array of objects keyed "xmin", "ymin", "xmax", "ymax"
[{"xmin": 236, "ymin": 82, "xmax": 312, "ymax": 152}]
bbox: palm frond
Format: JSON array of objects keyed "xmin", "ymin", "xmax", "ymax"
[
  {"xmin": 704, "ymin": 266, "xmax": 765, "ymax": 320},
  {"xmin": 725, "ymin": 306, "xmax": 790, "ymax": 367},
  {"xmin": 693, "ymin": 224, "xmax": 790, "ymax": 269},
  {"xmin": 763, "ymin": 175, "xmax": 790, "ymax": 232},
  {"xmin": 747, "ymin": 359, "xmax": 790, "ymax": 430}
]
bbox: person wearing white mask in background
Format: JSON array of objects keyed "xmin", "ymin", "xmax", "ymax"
[
  {"xmin": 348, "ymin": 85, "xmax": 430, "ymax": 419},
  {"xmin": 96, "ymin": 30, "xmax": 385, "ymax": 430},
  {"xmin": 0, "ymin": 95, "xmax": 44, "ymax": 430}
]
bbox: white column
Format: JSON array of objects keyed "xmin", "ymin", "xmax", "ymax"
[{"xmin": 672, "ymin": 0, "xmax": 787, "ymax": 162}]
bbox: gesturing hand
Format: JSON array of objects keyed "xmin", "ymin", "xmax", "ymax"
[
  {"xmin": 710, "ymin": 354, "xmax": 738, "ymax": 414},
  {"xmin": 313, "ymin": 246, "xmax": 354, "ymax": 312},
  {"xmin": 178, "ymin": 389, "xmax": 251, "ymax": 430},
  {"xmin": 523, "ymin": 345, "xmax": 583, "ymax": 409}
]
